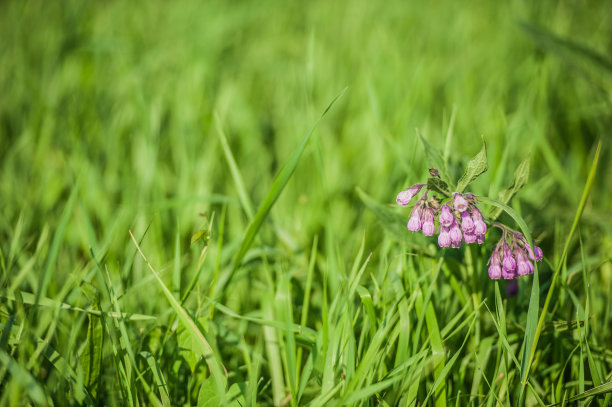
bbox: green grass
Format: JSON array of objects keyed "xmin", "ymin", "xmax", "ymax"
[{"xmin": 1, "ymin": 0, "xmax": 612, "ymax": 406}]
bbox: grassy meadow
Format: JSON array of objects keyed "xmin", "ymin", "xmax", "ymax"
[{"xmin": 1, "ymin": 0, "xmax": 612, "ymax": 405}]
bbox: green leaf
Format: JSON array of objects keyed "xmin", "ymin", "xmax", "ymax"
[
  {"xmin": 456, "ymin": 138, "xmax": 488, "ymax": 193},
  {"xmin": 178, "ymin": 326, "xmax": 199, "ymax": 372},
  {"xmin": 490, "ymin": 155, "xmax": 530, "ymax": 220},
  {"xmin": 140, "ymin": 351, "xmax": 171, "ymax": 407},
  {"xmin": 547, "ymin": 380, "xmax": 612, "ymax": 406},
  {"xmin": 190, "ymin": 229, "xmax": 210, "ymax": 246},
  {"xmin": 221, "ymin": 88, "xmax": 346, "ymax": 291},
  {"xmin": 427, "ymin": 177, "xmax": 451, "ymax": 197},
  {"xmin": 520, "ymin": 141, "xmax": 602, "ymax": 391},
  {"xmin": 418, "ymin": 131, "xmax": 453, "ymax": 188},
  {"xmin": 79, "ymin": 313, "xmax": 104, "ymax": 398},
  {"xmin": 0, "ymin": 349, "xmax": 49, "ymax": 406}
]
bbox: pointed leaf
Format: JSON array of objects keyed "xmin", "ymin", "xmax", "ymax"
[
  {"xmin": 427, "ymin": 177, "xmax": 450, "ymax": 197},
  {"xmin": 490, "ymin": 155, "xmax": 530, "ymax": 220},
  {"xmin": 456, "ymin": 138, "xmax": 488, "ymax": 193},
  {"xmin": 79, "ymin": 313, "xmax": 103, "ymax": 397},
  {"xmin": 222, "ymin": 89, "xmax": 346, "ymax": 291}
]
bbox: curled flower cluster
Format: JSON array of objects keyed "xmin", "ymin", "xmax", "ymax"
[
  {"xmin": 396, "ymin": 170, "xmax": 544, "ymax": 281},
  {"xmin": 396, "ymin": 186, "xmax": 487, "ymax": 249},
  {"xmin": 487, "ymin": 227, "xmax": 543, "ymax": 280}
]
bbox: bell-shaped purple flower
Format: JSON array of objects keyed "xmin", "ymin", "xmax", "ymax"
[
  {"xmin": 463, "ymin": 231, "xmax": 477, "ymax": 244},
  {"xmin": 471, "ymin": 205, "xmax": 483, "ymax": 220},
  {"xmin": 407, "ymin": 206, "xmax": 422, "ymax": 232},
  {"xmin": 453, "ymin": 193, "xmax": 469, "ymax": 213},
  {"xmin": 515, "ymin": 250, "xmax": 533, "ymax": 276},
  {"xmin": 488, "ymin": 263, "xmax": 502, "ymax": 279},
  {"xmin": 502, "ymin": 245, "xmax": 516, "ymax": 279},
  {"xmin": 488, "ymin": 250, "xmax": 502, "ymax": 279},
  {"xmin": 422, "ymin": 220, "xmax": 435, "ymax": 236},
  {"xmin": 421, "ymin": 208, "xmax": 435, "ymax": 236},
  {"xmin": 449, "ymin": 223, "xmax": 463, "ymax": 248},
  {"xmin": 474, "ymin": 219, "xmax": 487, "ymax": 236},
  {"xmin": 396, "ymin": 184, "xmax": 425, "ymax": 205},
  {"xmin": 439, "ymin": 204, "xmax": 454, "ymax": 228},
  {"xmin": 438, "ymin": 227, "xmax": 451, "ymax": 248},
  {"xmin": 534, "ymin": 246, "xmax": 543, "ymax": 262},
  {"xmin": 476, "ymin": 234, "xmax": 485, "ymax": 245},
  {"xmin": 460, "ymin": 211, "xmax": 475, "ymax": 233}
]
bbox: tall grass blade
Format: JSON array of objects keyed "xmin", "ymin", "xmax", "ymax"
[
  {"xmin": 129, "ymin": 231, "xmax": 227, "ymax": 402},
  {"xmin": 223, "ymin": 89, "xmax": 346, "ymax": 290},
  {"xmin": 35, "ymin": 182, "xmax": 79, "ymax": 306},
  {"xmin": 521, "ymin": 141, "xmax": 601, "ymax": 387}
]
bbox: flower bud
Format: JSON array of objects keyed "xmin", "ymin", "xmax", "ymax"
[
  {"xmin": 453, "ymin": 193, "xmax": 468, "ymax": 213},
  {"xmin": 396, "ymin": 184, "xmax": 425, "ymax": 205},
  {"xmin": 534, "ymin": 246, "xmax": 543, "ymax": 262}
]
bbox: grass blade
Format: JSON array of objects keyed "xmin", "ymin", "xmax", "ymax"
[
  {"xmin": 521, "ymin": 141, "xmax": 601, "ymax": 387},
  {"xmin": 129, "ymin": 231, "xmax": 228, "ymax": 401},
  {"xmin": 222, "ymin": 89, "xmax": 346, "ymax": 291},
  {"xmin": 0, "ymin": 349, "xmax": 49, "ymax": 406}
]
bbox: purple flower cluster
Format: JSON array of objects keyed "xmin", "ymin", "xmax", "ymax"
[
  {"xmin": 397, "ymin": 169, "xmax": 543, "ymax": 282},
  {"xmin": 487, "ymin": 231, "xmax": 543, "ymax": 280},
  {"xmin": 396, "ymin": 185, "xmax": 487, "ymax": 249}
]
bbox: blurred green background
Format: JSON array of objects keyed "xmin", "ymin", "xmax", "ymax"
[{"xmin": 1, "ymin": 0, "xmax": 611, "ymax": 405}]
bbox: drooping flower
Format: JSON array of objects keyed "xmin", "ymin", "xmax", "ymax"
[
  {"xmin": 453, "ymin": 193, "xmax": 469, "ymax": 213},
  {"xmin": 407, "ymin": 205, "xmax": 422, "ymax": 232},
  {"xmin": 501, "ymin": 244, "xmax": 517, "ymax": 279},
  {"xmin": 439, "ymin": 203, "xmax": 454, "ymax": 227},
  {"xmin": 438, "ymin": 226, "xmax": 451, "ymax": 248},
  {"xmin": 534, "ymin": 246, "xmax": 543, "ymax": 262},
  {"xmin": 488, "ymin": 249, "xmax": 502, "ymax": 279},
  {"xmin": 396, "ymin": 184, "xmax": 426, "ymax": 205},
  {"xmin": 463, "ymin": 231, "xmax": 477, "ymax": 244},
  {"xmin": 460, "ymin": 211, "xmax": 474, "ymax": 233},
  {"xmin": 422, "ymin": 208, "xmax": 436, "ymax": 236},
  {"xmin": 471, "ymin": 207, "xmax": 487, "ymax": 236},
  {"xmin": 449, "ymin": 221, "xmax": 463, "ymax": 248},
  {"xmin": 515, "ymin": 249, "xmax": 533, "ymax": 276}
]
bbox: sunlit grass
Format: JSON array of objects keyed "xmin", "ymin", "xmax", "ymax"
[{"xmin": 1, "ymin": 1, "xmax": 611, "ymax": 406}]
